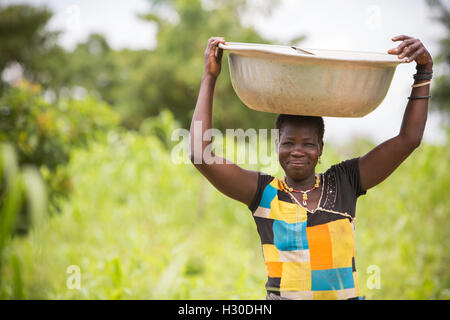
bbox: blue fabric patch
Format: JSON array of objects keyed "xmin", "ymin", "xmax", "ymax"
[
  {"xmin": 273, "ymin": 220, "xmax": 308, "ymax": 251},
  {"xmin": 311, "ymin": 267, "xmax": 354, "ymax": 291},
  {"xmin": 259, "ymin": 184, "xmax": 278, "ymax": 209}
]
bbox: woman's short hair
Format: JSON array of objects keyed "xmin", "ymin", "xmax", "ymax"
[{"xmin": 275, "ymin": 114, "xmax": 325, "ymax": 144}]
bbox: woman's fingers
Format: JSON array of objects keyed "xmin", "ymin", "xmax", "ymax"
[
  {"xmin": 391, "ymin": 35, "xmax": 412, "ymax": 42},
  {"xmin": 206, "ymin": 37, "xmax": 225, "ymax": 49},
  {"xmin": 208, "ymin": 37, "xmax": 225, "ymax": 45},
  {"xmin": 216, "ymin": 44, "xmax": 223, "ymax": 61},
  {"xmin": 387, "ymin": 35, "xmax": 432, "ymax": 65},
  {"xmin": 204, "ymin": 36, "xmax": 226, "ymax": 77},
  {"xmin": 398, "ymin": 40, "xmax": 426, "ymax": 63},
  {"xmin": 208, "ymin": 37, "xmax": 225, "ymax": 48},
  {"xmin": 388, "ymin": 35, "xmax": 412, "ymax": 52},
  {"xmin": 214, "ymin": 38, "xmax": 226, "ymax": 59},
  {"xmin": 206, "ymin": 37, "xmax": 225, "ymax": 57},
  {"xmin": 398, "ymin": 41, "xmax": 421, "ymax": 58},
  {"xmin": 396, "ymin": 39, "xmax": 415, "ymax": 53},
  {"xmin": 387, "ymin": 47, "xmax": 400, "ymax": 54},
  {"xmin": 388, "ymin": 37, "xmax": 415, "ymax": 54},
  {"xmin": 409, "ymin": 48, "xmax": 426, "ymax": 64},
  {"xmin": 388, "ymin": 36, "xmax": 417, "ymax": 61}
]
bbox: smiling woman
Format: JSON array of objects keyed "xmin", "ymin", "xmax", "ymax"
[
  {"xmin": 275, "ymin": 115, "xmax": 324, "ymax": 209},
  {"xmin": 249, "ymin": 115, "xmax": 365, "ymax": 299},
  {"xmin": 189, "ymin": 35, "xmax": 433, "ymax": 300}
]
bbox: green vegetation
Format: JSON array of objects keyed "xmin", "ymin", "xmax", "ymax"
[
  {"xmin": 0, "ymin": 82, "xmax": 119, "ymax": 232},
  {"xmin": 427, "ymin": 0, "xmax": 450, "ymax": 117},
  {"xmin": 0, "ymin": 143, "xmax": 46, "ymax": 296},
  {"xmin": 0, "ymin": 0, "xmax": 448, "ymax": 300},
  {"xmin": 0, "ymin": 1, "xmax": 297, "ymax": 131},
  {"xmin": 0, "ymin": 119, "xmax": 448, "ymax": 299}
]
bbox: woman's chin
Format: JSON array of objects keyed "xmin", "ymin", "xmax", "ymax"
[
  {"xmin": 285, "ymin": 166, "xmax": 316, "ymax": 179},
  {"xmin": 286, "ymin": 169, "xmax": 307, "ymax": 179}
]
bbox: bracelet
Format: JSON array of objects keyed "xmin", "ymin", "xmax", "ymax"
[
  {"xmin": 407, "ymin": 95, "xmax": 431, "ymax": 100},
  {"xmin": 413, "ymin": 73, "xmax": 433, "ymax": 80},
  {"xmin": 411, "ymin": 80, "xmax": 431, "ymax": 88},
  {"xmin": 415, "ymin": 65, "xmax": 433, "ymax": 73},
  {"xmin": 415, "ymin": 70, "xmax": 433, "ymax": 75}
]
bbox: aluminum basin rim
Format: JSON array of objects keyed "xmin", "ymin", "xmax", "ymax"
[{"xmin": 219, "ymin": 42, "xmax": 407, "ymax": 65}]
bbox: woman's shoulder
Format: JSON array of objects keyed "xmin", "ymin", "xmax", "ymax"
[
  {"xmin": 255, "ymin": 171, "xmax": 279, "ymax": 190},
  {"xmin": 323, "ymin": 157, "xmax": 366, "ymax": 198},
  {"xmin": 323, "ymin": 157, "xmax": 360, "ymax": 177},
  {"xmin": 247, "ymin": 171, "xmax": 279, "ymax": 212}
]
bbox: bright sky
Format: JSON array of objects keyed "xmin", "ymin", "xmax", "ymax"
[{"xmin": 5, "ymin": 0, "xmax": 448, "ymax": 145}]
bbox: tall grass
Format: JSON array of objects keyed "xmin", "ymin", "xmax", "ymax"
[
  {"xmin": 0, "ymin": 144, "xmax": 46, "ymax": 298},
  {"xmin": 0, "ymin": 131, "xmax": 448, "ymax": 299}
]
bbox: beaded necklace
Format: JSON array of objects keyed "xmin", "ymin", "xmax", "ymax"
[
  {"xmin": 281, "ymin": 174, "xmax": 355, "ymax": 223},
  {"xmin": 281, "ymin": 175, "xmax": 320, "ymax": 206}
]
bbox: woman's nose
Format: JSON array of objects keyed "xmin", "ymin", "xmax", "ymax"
[{"xmin": 290, "ymin": 147, "xmax": 305, "ymax": 157}]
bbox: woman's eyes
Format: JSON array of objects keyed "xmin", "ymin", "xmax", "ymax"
[{"xmin": 282, "ymin": 142, "xmax": 315, "ymax": 147}]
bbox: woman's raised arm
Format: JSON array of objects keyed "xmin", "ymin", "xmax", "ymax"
[
  {"xmin": 189, "ymin": 37, "xmax": 259, "ymax": 207},
  {"xmin": 359, "ymin": 35, "xmax": 433, "ymax": 191}
]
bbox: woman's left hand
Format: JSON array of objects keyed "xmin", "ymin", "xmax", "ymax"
[{"xmin": 387, "ymin": 35, "xmax": 433, "ymax": 67}]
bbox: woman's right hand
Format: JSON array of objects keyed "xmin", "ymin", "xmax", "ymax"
[{"xmin": 204, "ymin": 37, "xmax": 226, "ymax": 78}]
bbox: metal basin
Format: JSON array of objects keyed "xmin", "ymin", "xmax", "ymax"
[{"xmin": 219, "ymin": 42, "xmax": 406, "ymax": 117}]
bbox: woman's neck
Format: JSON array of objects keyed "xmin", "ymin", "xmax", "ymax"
[{"xmin": 285, "ymin": 172, "xmax": 317, "ymax": 191}]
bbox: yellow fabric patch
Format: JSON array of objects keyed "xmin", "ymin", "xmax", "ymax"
[
  {"xmin": 353, "ymin": 272, "xmax": 360, "ymax": 297},
  {"xmin": 268, "ymin": 196, "xmax": 282, "ymax": 221},
  {"xmin": 328, "ymin": 219, "xmax": 354, "ymax": 268},
  {"xmin": 262, "ymin": 244, "xmax": 279, "ymax": 262},
  {"xmin": 268, "ymin": 178, "xmax": 309, "ymax": 224},
  {"xmin": 270, "ymin": 178, "xmax": 281, "ymax": 190},
  {"xmin": 269, "ymin": 199, "xmax": 308, "ymax": 224},
  {"xmin": 313, "ymin": 290, "xmax": 339, "ymax": 300},
  {"xmin": 276, "ymin": 200, "xmax": 308, "ymax": 223},
  {"xmin": 280, "ymin": 262, "xmax": 311, "ymax": 291}
]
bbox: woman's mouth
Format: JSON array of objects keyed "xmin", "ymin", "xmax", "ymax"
[{"xmin": 289, "ymin": 161, "xmax": 307, "ymax": 167}]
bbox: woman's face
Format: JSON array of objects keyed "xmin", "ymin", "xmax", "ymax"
[{"xmin": 277, "ymin": 122, "xmax": 323, "ymax": 180}]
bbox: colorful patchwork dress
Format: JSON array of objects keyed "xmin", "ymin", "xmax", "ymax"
[{"xmin": 248, "ymin": 158, "xmax": 366, "ymax": 300}]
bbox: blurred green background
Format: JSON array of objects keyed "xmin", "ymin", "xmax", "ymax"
[{"xmin": 0, "ymin": 0, "xmax": 449, "ymax": 299}]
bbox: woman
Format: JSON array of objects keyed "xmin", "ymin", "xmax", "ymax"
[{"xmin": 189, "ymin": 35, "xmax": 433, "ymax": 300}]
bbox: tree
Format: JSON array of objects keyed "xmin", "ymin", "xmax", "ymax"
[
  {"xmin": 0, "ymin": 5, "xmax": 123, "ymax": 109},
  {"xmin": 0, "ymin": 81, "xmax": 120, "ymax": 232},
  {"xmin": 0, "ymin": 1, "xmax": 307, "ymax": 131},
  {"xmin": 136, "ymin": 0, "xmax": 305, "ymax": 131},
  {"xmin": 427, "ymin": 0, "xmax": 450, "ymax": 117},
  {"xmin": 0, "ymin": 4, "xmax": 63, "ymax": 92}
]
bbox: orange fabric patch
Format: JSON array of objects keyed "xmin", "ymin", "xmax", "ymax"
[
  {"xmin": 265, "ymin": 261, "xmax": 283, "ymax": 278},
  {"xmin": 306, "ymin": 224, "xmax": 333, "ymax": 270}
]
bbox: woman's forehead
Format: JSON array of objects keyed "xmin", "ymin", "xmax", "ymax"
[{"xmin": 279, "ymin": 122, "xmax": 319, "ymax": 139}]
